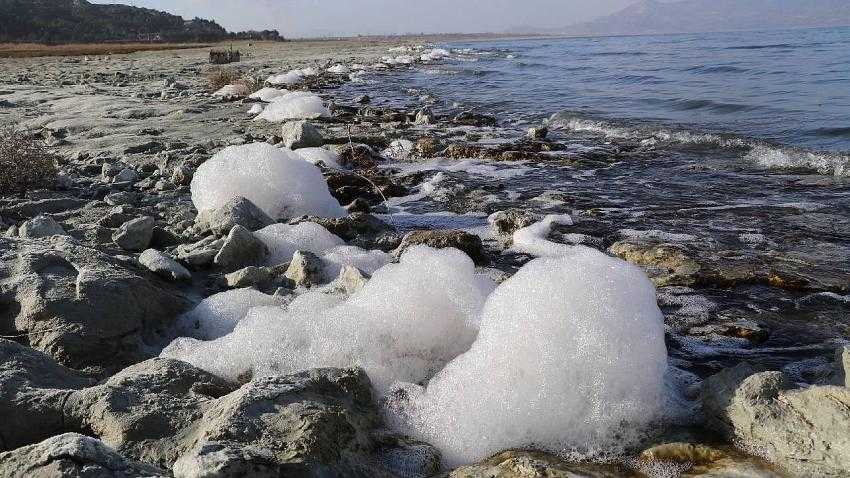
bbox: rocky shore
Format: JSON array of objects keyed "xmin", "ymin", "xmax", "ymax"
[{"xmin": 1, "ymin": 40, "xmax": 849, "ymax": 477}]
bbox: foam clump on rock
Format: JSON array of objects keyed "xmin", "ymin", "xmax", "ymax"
[
  {"xmin": 162, "ymin": 246, "xmax": 495, "ymax": 391},
  {"xmin": 253, "ymin": 222, "xmax": 345, "ymax": 265},
  {"xmin": 190, "ymin": 143, "xmax": 345, "ymax": 221},
  {"xmin": 294, "ymin": 147, "xmax": 343, "ymax": 169},
  {"xmin": 266, "ymin": 68, "xmax": 317, "ymax": 86},
  {"xmin": 511, "ymin": 214, "xmax": 574, "ymax": 256},
  {"xmin": 249, "ymin": 87, "xmax": 288, "ymax": 102},
  {"xmin": 174, "ymin": 288, "xmax": 282, "ymax": 340},
  {"xmin": 387, "ymin": 246, "xmax": 668, "ymax": 466},
  {"xmin": 254, "ymin": 92, "xmax": 330, "ymax": 121}
]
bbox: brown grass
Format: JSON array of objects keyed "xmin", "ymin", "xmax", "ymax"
[
  {"xmin": 205, "ymin": 67, "xmax": 263, "ymax": 93},
  {"xmin": 0, "ymin": 42, "xmax": 211, "ymax": 58},
  {"xmin": 0, "ymin": 125, "xmax": 58, "ymax": 196}
]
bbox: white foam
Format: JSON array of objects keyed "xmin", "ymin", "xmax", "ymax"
[
  {"xmin": 266, "ymin": 68, "xmax": 317, "ymax": 86},
  {"xmin": 249, "ymin": 87, "xmax": 289, "ymax": 102},
  {"xmin": 174, "ymin": 288, "xmax": 282, "ymax": 340},
  {"xmin": 190, "ymin": 143, "xmax": 345, "ymax": 221},
  {"xmin": 327, "ymin": 64, "xmax": 350, "ymax": 75},
  {"xmin": 387, "ymin": 247, "xmax": 667, "ymax": 466},
  {"xmin": 254, "ymin": 92, "xmax": 330, "ymax": 121},
  {"xmin": 382, "ymin": 139, "xmax": 415, "ymax": 160},
  {"xmin": 746, "ymin": 145, "xmax": 850, "ymax": 177},
  {"xmin": 294, "ymin": 147, "xmax": 343, "ymax": 169},
  {"xmin": 246, "ymin": 103, "xmax": 264, "ymax": 115},
  {"xmin": 321, "ymin": 245, "xmax": 391, "ymax": 279},
  {"xmin": 511, "ymin": 214, "xmax": 574, "ymax": 257},
  {"xmin": 212, "ymin": 84, "xmax": 249, "ymax": 100},
  {"xmin": 253, "ymin": 222, "xmax": 345, "ymax": 266}
]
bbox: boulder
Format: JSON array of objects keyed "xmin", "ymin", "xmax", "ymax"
[
  {"xmin": 18, "ymin": 215, "xmax": 67, "ymax": 238},
  {"xmin": 701, "ymin": 363, "xmax": 850, "ymax": 476},
  {"xmin": 284, "ymin": 250, "xmax": 324, "ymax": 287},
  {"xmin": 195, "ymin": 196, "xmax": 273, "ymax": 236},
  {"xmin": 0, "ymin": 236, "xmax": 189, "ymax": 371},
  {"xmin": 112, "ymin": 216, "xmax": 155, "ymax": 251},
  {"xmin": 488, "ymin": 209, "xmax": 542, "ymax": 237},
  {"xmin": 214, "ymin": 225, "xmax": 269, "ymax": 272},
  {"xmin": 527, "ymin": 126, "xmax": 548, "ymax": 140},
  {"xmin": 0, "ymin": 433, "xmax": 167, "ymax": 478},
  {"xmin": 171, "ymin": 165, "xmax": 194, "ymax": 186},
  {"xmin": 114, "ymin": 168, "xmax": 139, "ymax": 183},
  {"xmin": 452, "ymin": 111, "xmax": 496, "ymax": 127},
  {"xmin": 281, "ymin": 120, "xmax": 324, "ymax": 149},
  {"xmin": 396, "ymin": 230, "xmax": 487, "ymax": 265},
  {"xmin": 139, "ymin": 249, "xmax": 192, "ymax": 281}
]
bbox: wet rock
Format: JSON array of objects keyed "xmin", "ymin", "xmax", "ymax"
[
  {"xmin": 281, "ymin": 120, "xmax": 324, "ymax": 149},
  {"xmin": 285, "ymin": 250, "xmax": 324, "ymax": 287},
  {"xmin": 0, "ymin": 340, "xmax": 93, "ymax": 451},
  {"xmin": 447, "ymin": 450, "xmax": 626, "ymax": 477},
  {"xmin": 171, "ymin": 165, "xmax": 194, "ymax": 186},
  {"xmin": 636, "ymin": 442, "xmax": 782, "ymax": 477},
  {"xmin": 0, "ymin": 236, "xmax": 188, "ymax": 370},
  {"xmin": 139, "ymin": 249, "xmax": 191, "ymax": 281},
  {"xmin": 18, "ymin": 214, "xmax": 67, "ymax": 238},
  {"xmin": 195, "ymin": 196, "xmax": 273, "ymax": 236},
  {"xmin": 396, "ymin": 229, "xmax": 488, "ymax": 265},
  {"xmin": 291, "ymin": 213, "xmax": 400, "ymax": 251},
  {"xmin": 346, "ymin": 197, "xmax": 371, "ymax": 213},
  {"xmin": 373, "ymin": 432, "xmax": 440, "ymax": 478},
  {"xmin": 527, "ymin": 126, "xmax": 548, "ymax": 140},
  {"xmin": 415, "ymin": 136, "xmax": 442, "ymax": 157},
  {"xmin": 356, "ymin": 94, "xmax": 371, "ymax": 104},
  {"xmin": 414, "ymin": 108, "xmax": 434, "ymax": 125},
  {"xmin": 488, "ymin": 209, "xmax": 542, "ymax": 237},
  {"xmin": 452, "ymin": 111, "xmax": 497, "ymax": 127},
  {"xmin": 608, "ymin": 240, "xmax": 702, "ymax": 287},
  {"xmin": 101, "ymin": 162, "xmax": 123, "ymax": 180},
  {"xmin": 214, "ymin": 225, "xmax": 269, "ymax": 272},
  {"xmin": 327, "ymin": 265, "xmax": 369, "ymax": 294},
  {"xmin": 701, "ymin": 363, "xmax": 850, "ymax": 476},
  {"xmin": 334, "ymin": 143, "xmax": 382, "ymax": 169},
  {"xmin": 838, "ymin": 345, "xmax": 850, "ymax": 387},
  {"xmin": 0, "ymin": 433, "xmax": 168, "ymax": 478},
  {"xmin": 112, "ymin": 216, "xmax": 155, "ymax": 251}
]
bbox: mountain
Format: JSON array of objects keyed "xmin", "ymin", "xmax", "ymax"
[
  {"xmin": 0, "ymin": 0, "xmax": 283, "ymax": 44},
  {"xmin": 566, "ymin": 0, "xmax": 850, "ymax": 36}
]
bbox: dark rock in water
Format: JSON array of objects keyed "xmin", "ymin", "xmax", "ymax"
[
  {"xmin": 355, "ymin": 94, "xmax": 371, "ymax": 104},
  {"xmin": 325, "ymin": 170, "xmax": 408, "ymax": 207},
  {"xmin": 0, "ymin": 339, "xmax": 94, "ymax": 451},
  {"xmin": 195, "ymin": 196, "xmax": 273, "ymax": 236},
  {"xmin": 527, "ymin": 126, "xmax": 548, "ymax": 140},
  {"xmin": 346, "ymin": 197, "xmax": 371, "ymax": 214},
  {"xmin": 452, "ymin": 111, "xmax": 497, "ymax": 127},
  {"xmin": 214, "ymin": 225, "xmax": 269, "ymax": 272},
  {"xmin": 415, "ymin": 136, "xmax": 443, "ymax": 157},
  {"xmin": 396, "ymin": 229, "xmax": 488, "ymax": 265},
  {"xmin": 701, "ymin": 362, "xmax": 850, "ymax": 476},
  {"xmin": 336, "ymin": 143, "xmax": 382, "ymax": 169},
  {"xmin": 0, "ymin": 236, "xmax": 189, "ymax": 371},
  {"xmin": 0, "ymin": 433, "xmax": 168, "ymax": 478},
  {"xmin": 291, "ymin": 213, "xmax": 400, "ymax": 251}
]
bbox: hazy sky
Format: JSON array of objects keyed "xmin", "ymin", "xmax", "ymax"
[{"xmin": 93, "ymin": 0, "xmax": 637, "ymax": 37}]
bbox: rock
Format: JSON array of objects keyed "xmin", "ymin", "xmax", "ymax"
[
  {"xmin": 176, "ymin": 237, "xmax": 223, "ymax": 268},
  {"xmin": 452, "ymin": 111, "xmax": 497, "ymax": 127},
  {"xmin": 335, "ymin": 143, "xmax": 382, "ymax": 169},
  {"xmin": 139, "ymin": 249, "xmax": 192, "ymax": 281},
  {"xmin": 415, "ymin": 136, "xmax": 442, "ymax": 157},
  {"xmin": 488, "ymin": 209, "xmax": 542, "ymax": 236},
  {"xmin": 346, "ymin": 197, "xmax": 371, "ymax": 213},
  {"xmin": 356, "ymin": 94, "xmax": 371, "ymax": 104},
  {"xmin": 0, "ymin": 433, "xmax": 168, "ymax": 478},
  {"xmin": 396, "ymin": 229, "xmax": 488, "ymax": 265},
  {"xmin": 701, "ymin": 363, "xmax": 850, "ymax": 476},
  {"xmin": 171, "ymin": 165, "xmax": 194, "ymax": 186},
  {"xmin": 608, "ymin": 240, "xmax": 701, "ymax": 287},
  {"xmin": 18, "ymin": 214, "xmax": 67, "ymax": 238},
  {"xmin": 195, "ymin": 196, "xmax": 273, "ymax": 236},
  {"xmin": 447, "ymin": 450, "xmax": 625, "ymax": 477},
  {"xmin": 290, "ymin": 213, "xmax": 400, "ymax": 251},
  {"xmin": 114, "ymin": 168, "xmax": 139, "ymax": 183},
  {"xmin": 527, "ymin": 126, "xmax": 548, "ymax": 140},
  {"xmin": 223, "ymin": 266, "xmax": 273, "ymax": 289},
  {"xmin": 0, "ymin": 340, "xmax": 93, "ymax": 451},
  {"xmin": 636, "ymin": 442, "xmax": 781, "ymax": 477},
  {"xmin": 101, "ymin": 162, "xmax": 123, "ymax": 180},
  {"xmin": 414, "ymin": 108, "xmax": 433, "ymax": 125},
  {"xmin": 112, "ymin": 216, "xmax": 155, "ymax": 251},
  {"xmin": 103, "ymin": 191, "xmax": 138, "ymax": 206},
  {"xmin": 214, "ymin": 225, "xmax": 269, "ymax": 272},
  {"xmin": 285, "ymin": 250, "xmax": 324, "ymax": 287},
  {"xmin": 327, "ymin": 265, "xmax": 369, "ymax": 294},
  {"xmin": 0, "ymin": 236, "xmax": 188, "ymax": 370},
  {"xmin": 837, "ymin": 345, "xmax": 850, "ymax": 387},
  {"xmin": 124, "ymin": 141, "xmax": 165, "ymax": 155},
  {"xmin": 280, "ymin": 120, "xmax": 324, "ymax": 149}
]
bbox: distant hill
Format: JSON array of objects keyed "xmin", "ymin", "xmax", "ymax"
[
  {"xmin": 565, "ymin": 0, "xmax": 850, "ymax": 36},
  {"xmin": 0, "ymin": 0, "xmax": 284, "ymax": 44}
]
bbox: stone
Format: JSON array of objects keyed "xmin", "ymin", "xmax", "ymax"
[
  {"xmin": 114, "ymin": 168, "xmax": 139, "ymax": 183},
  {"xmin": 415, "ymin": 136, "xmax": 442, "ymax": 157},
  {"xmin": 103, "ymin": 191, "xmax": 138, "ymax": 206},
  {"xmin": 171, "ymin": 165, "xmax": 194, "ymax": 186},
  {"xmin": 0, "ymin": 433, "xmax": 167, "ymax": 478},
  {"xmin": 280, "ymin": 120, "xmax": 324, "ymax": 149},
  {"xmin": 285, "ymin": 250, "xmax": 324, "ymax": 287},
  {"xmin": 101, "ymin": 162, "xmax": 123, "ymax": 180},
  {"xmin": 837, "ymin": 345, "xmax": 850, "ymax": 387},
  {"xmin": 414, "ymin": 108, "xmax": 433, "ymax": 125},
  {"xmin": 195, "ymin": 196, "xmax": 273, "ymax": 236},
  {"xmin": 356, "ymin": 94, "xmax": 371, "ymax": 104},
  {"xmin": 176, "ymin": 237, "xmax": 223, "ymax": 268},
  {"xmin": 447, "ymin": 450, "xmax": 626, "ymax": 477},
  {"xmin": 214, "ymin": 225, "xmax": 269, "ymax": 272},
  {"xmin": 327, "ymin": 265, "xmax": 369, "ymax": 294},
  {"xmin": 290, "ymin": 213, "xmax": 400, "ymax": 251},
  {"xmin": 452, "ymin": 111, "xmax": 497, "ymax": 127},
  {"xmin": 527, "ymin": 126, "xmax": 548, "ymax": 140},
  {"xmin": 0, "ymin": 236, "xmax": 188, "ymax": 370},
  {"xmin": 346, "ymin": 197, "xmax": 371, "ymax": 213},
  {"xmin": 18, "ymin": 214, "xmax": 67, "ymax": 238},
  {"xmin": 396, "ymin": 229, "xmax": 488, "ymax": 265},
  {"xmin": 139, "ymin": 249, "xmax": 192, "ymax": 281},
  {"xmin": 701, "ymin": 363, "xmax": 850, "ymax": 476},
  {"xmin": 0, "ymin": 340, "xmax": 93, "ymax": 451},
  {"xmin": 488, "ymin": 208, "xmax": 542, "ymax": 237},
  {"xmin": 223, "ymin": 266, "xmax": 272, "ymax": 289},
  {"xmin": 112, "ymin": 216, "xmax": 155, "ymax": 251}
]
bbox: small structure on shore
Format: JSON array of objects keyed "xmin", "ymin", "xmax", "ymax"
[{"xmin": 209, "ymin": 48, "xmax": 240, "ymax": 64}]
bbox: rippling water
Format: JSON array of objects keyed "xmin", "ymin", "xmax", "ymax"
[{"xmin": 434, "ymin": 28, "xmax": 850, "ymax": 153}]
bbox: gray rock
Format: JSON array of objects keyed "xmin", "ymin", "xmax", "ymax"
[
  {"xmin": 838, "ymin": 345, "xmax": 850, "ymax": 387},
  {"xmin": 171, "ymin": 165, "xmax": 194, "ymax": 186},
  {"xmin": 447, "ymin": 450, "xmax": 623, "ymax": 478},
  {"xmin": 0, "ymin": 340, "xmax": 93, "ymax": 451},
  {"xmin": 139, "ymin": 249, "xmax": 192, "ymax": 281},
  {"xmin": 0, "ymin": 236, "xmax": 189, "ymax": 370},
  {"xmin": 114, "ymin": 168, "xmax": 139, "ymax": 183},
  {"xmin": 214, "ymin": 225, "xmax": 269, "ymax": 272},
  {"xmin": 101, "ymin": 162, "xmax": 123, "ymax": 180},
  {"xmin": 701, "ymin": 363, "xmax": 850, "ymax": 476},
  {"xmin": 195, "ymin": 196, "xmax": 273, "ymax": 236},
  {"xmin": 0, "ymin": 433, "xmax": 167, "ymax": 478},
  {"xmin": 328, "ymin": 265, "xmax": 369, "ymax": 294},
  {"xmin": 396, "ymin": 229, "xmax": 488, "ymax": 265},
  {"xmin": 18, "ymin": 215, "xmax": 67, "ymax": 238},
  {"xmin": 414, "ymin": 108, "xmax": 433, "ymax": 125},
  {"xmin": 527, "ymin": 126, "xmax": 548, "ymax": 140},
  {"xmin": 285, "ymin": 250, "xmax": 324, "ymax": 287},
  {"xmin": 176, "ymin": 237, "xmax": 223, "ymax": 268},
  {"xmin": 223, "ymin": 266, "xmax": 272, "ymax": 289},
  {"xmin": 281, "ymin": 120, "xmax": 324, "ymax": 150},
  {"xmin": 112, "ymin": 216, "xmax": 155, "ymax": 251},
  {"xmin": 103, "ymin": 191, "xmax": 138, "ymax": 206},
  {"xmin": 488, "ymin": 209, "xmax": 543, "ymax": 237}
]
